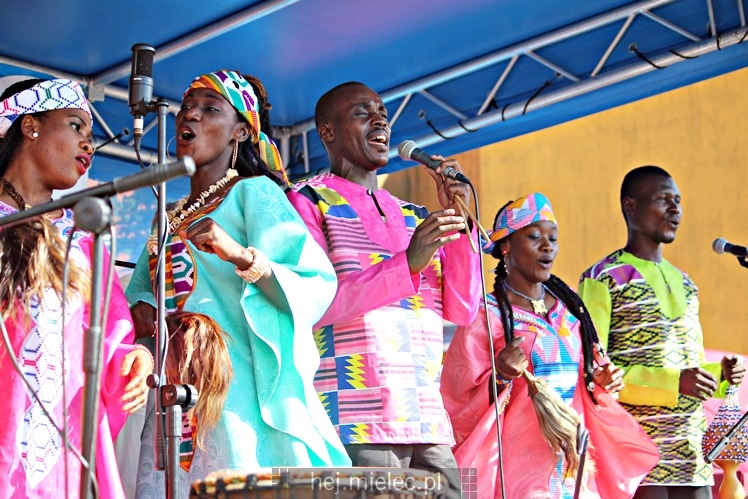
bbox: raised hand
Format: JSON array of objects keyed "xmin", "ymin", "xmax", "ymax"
[
  {"xmin": 406, "ymin": 209, "xmax": 466, "ymax": 274},
  {"xmin": 131, "ymin": 302, "xmax": 156, "ymax": 339},
  {"xmin": 593, "ymin": 363, "xmax": 624, "ymax": 398},
  {"xmin": 179, "ymin": 218, "xmax": 249, "ymax": 267},
  {"xmin": 422, "ymin": 156, "xmax": 471, "ymax": 211},
  {"xmin": 495, "ymin": 337, "xmax": 528, "ymax": 379},
  {"xmin": 679, "ymin": 367, "xmax": 719, "ymax": 400},
  {"xmin": 721, "ymin": 355, "xmax": 746, "ymax": 385}
]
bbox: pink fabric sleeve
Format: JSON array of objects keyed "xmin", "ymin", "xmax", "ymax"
[
  {"xmin": 441, "ymin": 308, "xmax": 506, "ymax": 445},
  {"xmin": 439, "ymin": 227, "xmax": 481, "ymax": 326},
  {"xmin": 287, "ymin": 190, "xmax": 421, "ymax": 328},
  {"xmin": 78, "ymin": 235, "xmax": 136, "ymax": 499}
]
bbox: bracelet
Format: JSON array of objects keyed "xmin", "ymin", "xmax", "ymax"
[
  {"xmin": 131, "ymin": 344, "xmax": 154, "ymax": 371},
  {"xmin": 235, "ymin": 246, "xmax": 270, "ymax": 284}
]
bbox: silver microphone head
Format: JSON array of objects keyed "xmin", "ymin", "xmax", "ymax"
[
  {"xmin": 713, "ymin": 237, "xmax": 728, "ymax": 254},
  {"xmin": 398, "ymin": 140, "xmax": 417, "ymax": 161}
]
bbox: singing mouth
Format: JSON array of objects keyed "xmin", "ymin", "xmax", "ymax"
[
  {"xmin": 178, "ymin": 126, "xmax": 196, "ymax": 142},
  {"xmin": 367, "ymin": 129, "xmax": 389, "ymax": 147}
]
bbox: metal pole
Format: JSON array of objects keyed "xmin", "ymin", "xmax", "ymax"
[{"xmin": 76, "ymin": 197, "xmax": 113, "ymax": 499}]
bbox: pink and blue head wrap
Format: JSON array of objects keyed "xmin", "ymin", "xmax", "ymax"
[{"xmin": 482, "ymin": 192, "xmax": 557, "ymax": 253}]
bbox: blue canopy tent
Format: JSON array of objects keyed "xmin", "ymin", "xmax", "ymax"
[{"xmin": 1, "ymin": 0, "xmax": 747, "ymax": 261}]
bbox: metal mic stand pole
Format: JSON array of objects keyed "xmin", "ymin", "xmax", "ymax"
[
  {"xmin": 76, "ymin": 197, "xmax": 114, "ymax": 499},
  {"xmin": 149, "ymin": 97, "xmax": 176, "ymax": 499}
]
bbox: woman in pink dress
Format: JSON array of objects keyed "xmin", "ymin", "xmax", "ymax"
[
  {"xmin": 0, "ymin": 78, "xmax": 153, "ymax": 498},
  {"xmin": 440, "ymin": 192, "xmax": 659, "ymax": 499}
]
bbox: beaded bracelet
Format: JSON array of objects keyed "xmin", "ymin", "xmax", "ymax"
[{"xmin": 235, "ymin": 246, "xmax": 270, "ymax": 284}]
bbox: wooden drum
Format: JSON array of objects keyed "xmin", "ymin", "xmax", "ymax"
[{"xmin": 190, "ymin": 468, "xmax": 447, "ymax": 499}]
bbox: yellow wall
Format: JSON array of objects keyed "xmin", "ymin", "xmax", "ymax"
[{"xmin": 384, "ymin": 66, "xmax": 748, "ymax": 354}]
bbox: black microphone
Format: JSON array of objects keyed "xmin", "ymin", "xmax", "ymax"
[
  {"xmin": 0, "ymin": 157, "xmax": 196, "ymax": 229},
  {"xmin": 129, "ymin": 43, "xmax": 156, "ymax": 141},
  {"xmin": 95, "ymin": 127, "xmax": 130, "ymax": 151},
  {"xmin": 713, "ymin": 238, "xmax": 748, "ymax": 257},
  {"xmin": 398, "ymin": 140, "xmax": 471, "ymax": 184}
]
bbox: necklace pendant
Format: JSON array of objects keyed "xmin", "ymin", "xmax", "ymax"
[{"xmin": 530, "ymin": 299, "xmax": 547, "ymax": 315}]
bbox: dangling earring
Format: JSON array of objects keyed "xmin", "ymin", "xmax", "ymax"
[
  {"xmin": 502, "ymin": 251, "xmax": 509, "ymax": 275},
  {"xmin": 230, "ymin": 141, "xmax": 238, "ymax": 171},
  {"xmin": 166, "ymin": 135, "xmax": 176, "ymax": 161},
  {"xmin": 32, "ymin": 131, "xmax": 38, "ymax": 138}
]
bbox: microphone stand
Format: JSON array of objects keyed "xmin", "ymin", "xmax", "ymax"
[
  {"xmin": 0, "ymin": 193, "xmax": 115, "ymax": 499},
  {"xmin": 75, "ymin": 198, "xmax": 114, "ymax": 499}
]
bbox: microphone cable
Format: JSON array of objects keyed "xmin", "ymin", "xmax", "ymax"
[{"xmin": 467, "ymin": 182, "xmax": 506, "ymax": 499}]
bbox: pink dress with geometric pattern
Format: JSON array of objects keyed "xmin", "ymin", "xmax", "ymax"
[{"xmin": 0, "ymin": 202, "xmax": 135, "ymax": 499}]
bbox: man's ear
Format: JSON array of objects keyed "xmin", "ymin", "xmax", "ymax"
[
  {"xmin": 317, "ymin": 123, "xmax": 334, "ymax": 144},
  {"xmin": 622, "ymin": 197, "xmax": 635, "ymax": 218}
]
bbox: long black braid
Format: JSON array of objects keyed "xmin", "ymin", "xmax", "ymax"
[
  {"xmin": 232, "ymin": 73, "xmax": 286, "ymax": 188},
  {"xmin": 490, "ymin": 203, "xmax": 602, "ymax": 404}
]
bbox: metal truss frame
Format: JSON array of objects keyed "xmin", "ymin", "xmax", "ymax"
[
  {"xmin": 0, "ymin": 0, "xmax": 745, "ymax": 170},
  {"xmin": 284, "ymin": 0, "xmax": 748, "ymax": 172}
]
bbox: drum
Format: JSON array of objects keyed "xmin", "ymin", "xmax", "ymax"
[{"xmin": 190, "ymin": 467, "xmax": 446, "ymax": 499}]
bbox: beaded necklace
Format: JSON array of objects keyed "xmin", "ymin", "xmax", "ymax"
[
  {"xmin": 146, "ymin": 168, "xmax": 238, "ymax": 254},
  {"xmin": 1, "ymin": 178, "xmax": 32, "ymax": 210}
]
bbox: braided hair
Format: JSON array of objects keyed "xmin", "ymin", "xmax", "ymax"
[
  {"xmin": 490, "ymin": 203, "xmax": 602, "ymax": 403},
  {"xmin": 232, "ymin": 73, "xmax": 285, "ymax": 188}
]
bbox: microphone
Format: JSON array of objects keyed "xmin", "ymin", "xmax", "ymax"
[
  {"xmin": 0, "ymin": 157, "xmax": 196, "ymax": 229},
  {"xmin": 398, "ymin": 140, "xmax": 471, "ymax": 184},
  {"xmin": 129, "ymin": 43, "xmax": 156, "ymax": 142},
  {"xmin": 713, "ymin": 238, "xmax": 748, "ymax": 257}
]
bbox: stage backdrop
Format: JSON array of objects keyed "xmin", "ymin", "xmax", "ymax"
[{"xmin": 385, "ymin": 65, "xmax": 748, "ymax": 356}]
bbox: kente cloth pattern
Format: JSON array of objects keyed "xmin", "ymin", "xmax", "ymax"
[
  {"xmin": 0, "ymin": 79, "xmax": 91, "ymax": 137},
  {"xmin": 0, "ymin": 201, "xmax": 134, "ymax": 499},
  {"xmin": 185, "ymin": 70, "xmax": 288, "ymax": 184},
  {"xmin": 486, "ymin": 192, "xmax": 556, "ymax": 247},
  {"xmin": 287, "ymin": 172, "xmax": 481, "ymax": 446},
  {"xmin": 441, "ymin": 292, "xmax": 660, "ymax": 499},
  {"xmin": 146, "ymin": 197, "xmax": 222, "ymax": 470},
  {"xmin": 126, "ymin": 176, "xmax": 350, "ymax": 499},
  {"xmin": 579, "ymin": 249, "xmax": 720, "ymax": 486}
]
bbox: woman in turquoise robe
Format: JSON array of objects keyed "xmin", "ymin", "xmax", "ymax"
[{"xmin": 126, "ymin": 70, "xmax": 350, "ymax": 498}]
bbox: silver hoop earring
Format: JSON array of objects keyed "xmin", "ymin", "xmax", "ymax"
[{"xmin": 166, "ymin": 135, "xmax": 176, "ymax": 161}]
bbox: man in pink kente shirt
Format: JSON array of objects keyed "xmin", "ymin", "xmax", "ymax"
[{"xmin": 287, "ymin": 82, "xmax": 481, "ymax": 499}]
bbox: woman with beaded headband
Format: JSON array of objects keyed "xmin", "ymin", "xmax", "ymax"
[
  {"xmin": 125, "ymin": 70, "xmax": 350, "ymax": 497},
  {"xmin": 440, "ymin": 193, "xmax": 659, "ymax": 498},
  {"xmin": 0, "ymin": 78, "xmax": 153, "ymax": 498}
]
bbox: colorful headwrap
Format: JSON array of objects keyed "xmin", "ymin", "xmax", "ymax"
[
  {"xmin": 0, "ymin": 79, "xmax": 91, "ymax": 138},
  {"xmin": 185, "ymin": 70, "xmax": 289, "ymax": 184},
  {"xmin": 482, "ymin": 192, "xmax": 557, "ymax": 253}
]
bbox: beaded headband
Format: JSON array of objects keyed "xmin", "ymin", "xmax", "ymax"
[
  {"xmin": 186, "ymin": 70, "xmax": 288, "ymax": 184},
  {"xmin": 0, "ymin": 79, "xmax": 91, "ymax": 138}
]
